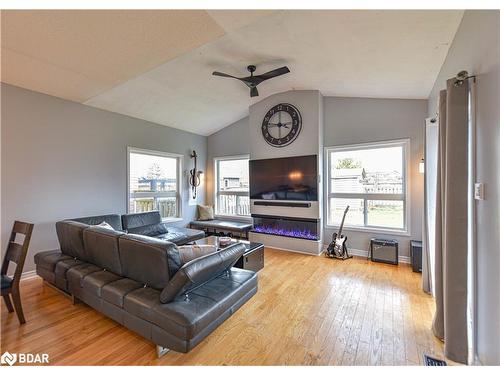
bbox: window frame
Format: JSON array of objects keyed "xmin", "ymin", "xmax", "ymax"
[
  {"xmin": 213, "ymin": 154, "xmax": 251, "ymax": 221},
  {"xmin": 324, "ymin": 139, "xmax": 411, "ymax": 236},
  {"xmin": 127, "ymin": 146, "xmax": 183, "ymax": 222}
]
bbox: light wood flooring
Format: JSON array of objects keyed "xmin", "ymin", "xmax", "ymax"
[{"xmin": 1, "ymin": 248, "xmax": 444, "ymax": 365}]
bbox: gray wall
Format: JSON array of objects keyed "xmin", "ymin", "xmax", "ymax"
[
  {"xmin": 249, "ymin": 90, "xmax": 323, "ymax": 160},
  {"xmin": 1, "ymin": 83, "xmax": 207, "ymax": 273},
  {"xmin": 206, "ymin": 116, "xmax": 249, "ymax": 207},
  {"xmin": 323, "ymin": 97, "xmax": 426, "ymax": 257},
  {"xmin": 427, "ymin": 10, "xmax": 500, "ymax": 365},
  {"xmin": 207, "ymin": 96, "xmax": 426, "ymax": 257}
]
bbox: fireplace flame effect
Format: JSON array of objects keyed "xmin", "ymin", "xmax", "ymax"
[{"xmin": 252, "ymin": 225, "xmax": 318, "ymax": 241}]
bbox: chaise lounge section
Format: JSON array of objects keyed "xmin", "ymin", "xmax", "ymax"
[
  {"xmin": 34, "ymin": 215, "xmax": 257, "ymax": 356},
  {"xmin": 121, "ymin": 211, "xmax": 205, "ymax": 245}
]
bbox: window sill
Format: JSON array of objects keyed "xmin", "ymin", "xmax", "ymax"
[
  {"xmin": 162, "ymin": 217, "xmax": 183, "ymax": 224},
  {"xmin": 325, "ymin": 224, "xmax": 411, "ymax": 237},
  {"xmin": 214, "ymin": 214, "xmax": 253, "ymax": 223}
]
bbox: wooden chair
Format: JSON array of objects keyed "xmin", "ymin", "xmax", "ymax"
[{"xmin": 1, "ymin": 221, "xmax": 34, "ymax": 324}]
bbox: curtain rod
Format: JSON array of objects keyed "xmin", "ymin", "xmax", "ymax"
[{"xmin": 454, "ymin": 70, "xmax": 476, "ymax": 87}]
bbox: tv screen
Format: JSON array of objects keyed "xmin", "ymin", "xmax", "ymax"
[{"xmin": 250, "ymin": 155, "xmax": 318, "ymax": 201}]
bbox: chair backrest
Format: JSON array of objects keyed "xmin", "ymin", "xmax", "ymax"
[{"xmin": 1, "ymin": 221, "xmax": 34, "ymax": 286}]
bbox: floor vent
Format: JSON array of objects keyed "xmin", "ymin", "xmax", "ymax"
[{"xmin": 424, "ymin": 355, "xmax": 447, "ymax": 366}]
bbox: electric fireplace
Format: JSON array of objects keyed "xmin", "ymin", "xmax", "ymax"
[{"xmin": 251, "ymin": 214, "xmax": 320, "ymax": 241}]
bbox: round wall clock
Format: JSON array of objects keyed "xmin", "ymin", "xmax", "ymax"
[{"xmin": 261, "ymin": 103, "xmax": 302, "ymax": 147}]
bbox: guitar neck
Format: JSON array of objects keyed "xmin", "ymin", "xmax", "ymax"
[{"xmin": 337, "ymin": 206, "xmax": 349, "ymax": 237}]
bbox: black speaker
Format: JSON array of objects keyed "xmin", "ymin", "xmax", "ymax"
[
  {"xmin": 370, "ymin": 238, "xmax": 398, "ymax": 265},
  {"xmin": 410, "ymin": 240, "xmax": 422, "ymax": 273}
]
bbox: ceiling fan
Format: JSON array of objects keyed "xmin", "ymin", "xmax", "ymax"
[{"xmin": 212, "ymin": 65, "xmax": 290, "ymax": 97}]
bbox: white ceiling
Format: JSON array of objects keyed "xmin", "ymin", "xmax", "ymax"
[
  {"xmin": 1, "ymin": 10, "xmax": 463, "ymax": 136},
  {"xmin": 1, "ymin": 10, "xmax": 225, "ymax": 102}
]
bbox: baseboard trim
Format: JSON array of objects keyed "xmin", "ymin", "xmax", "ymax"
[
  {"xmin": 322, "ymin": 245, "xmax": 410, "ymax": 264},
  {"xmin": 472, "ymin": 355, "xmax": 482, "ymax": 366},
  {"xmin": 266, "ymin": 245, "xmax": 323, "ymax": 257},
  {"xmin": 21, "ymin": 270, "xmax": 38, "ymax": 280}
]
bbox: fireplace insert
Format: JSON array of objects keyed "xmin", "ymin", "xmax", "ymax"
[{"xmin": 251, "ymin": 214, "xmax": 320, "ymax": 241}]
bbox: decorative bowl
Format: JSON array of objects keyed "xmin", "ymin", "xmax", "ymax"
[{"xmin": 218, "ymin": 237, "xmax": 233, "ymax": 246}]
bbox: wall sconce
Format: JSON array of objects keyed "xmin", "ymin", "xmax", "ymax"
[
  {"xmin": 189, "ymin": 150, "xmax": 203, "ymax": 199},
  {"xmin": 419, "ymin": 158, "xmax": 425, "ymax": 174}
]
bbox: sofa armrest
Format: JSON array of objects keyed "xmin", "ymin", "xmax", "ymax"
[{"xmin": 159, "ymin": 242, "xmax": 245, "ymax": 303}]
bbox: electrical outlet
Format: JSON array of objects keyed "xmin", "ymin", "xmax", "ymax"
[{"xmin": 474, "ymin": 183, "xmax": 484, "ymax": 200}]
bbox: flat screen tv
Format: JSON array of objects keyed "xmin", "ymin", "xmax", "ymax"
[{"xmin": 249, "ymin": 155, "xmax": 318, "ymax": 201}]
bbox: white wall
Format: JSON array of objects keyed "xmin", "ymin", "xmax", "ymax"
[
  {"xmin": 427, "ymin": 10, "xmax": 500, "ymax": 365},
  {"xmin": 1, "ymin": 83, "xmax": 207, "ymax": 273},
  {"xmin": 206, "ymin": 96, "xmax": 426, "ymax": 257}
]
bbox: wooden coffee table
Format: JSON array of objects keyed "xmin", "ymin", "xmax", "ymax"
[{"xmin": 193, "ymin": 236, "xmax": 264, "ymax": 272}]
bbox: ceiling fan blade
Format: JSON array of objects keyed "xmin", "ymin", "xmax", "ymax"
[
  {"xmin": 255, "ymin": 66, "xmax": 290, "ymax": 82},
  {"xmin": 250, "ymin": 86, "xmax": 259, "ymax": 97},
  {"xmin": 212, "ymin": 71, "xmax": 239, "ymax": 79}
]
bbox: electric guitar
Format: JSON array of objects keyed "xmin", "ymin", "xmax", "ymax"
[
  {"xmin": 326, "ymin": 205, "xmax": 350, "ymax": 258},
  {"xmin": 189, "ymin": 150, "xmax": 201, "ymax": 199}
]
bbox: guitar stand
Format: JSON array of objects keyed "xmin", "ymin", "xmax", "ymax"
[{"xmin": 326, "ymin": 243, "xmax": 353, "ymax": 260}]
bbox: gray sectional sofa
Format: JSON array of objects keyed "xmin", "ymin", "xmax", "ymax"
[{"xmin": 34, "ymin": 214, "xmax": 258, "ymax": 356}]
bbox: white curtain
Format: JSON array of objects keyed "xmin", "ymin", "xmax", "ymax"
[{"xmin": 422, "ymin": 118, "xmax": 438, "ymax": 295}]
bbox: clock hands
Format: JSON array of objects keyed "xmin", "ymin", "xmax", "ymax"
[{"xmin": 268, "ymin": 121, "xmax": 292, "ymax": 128}]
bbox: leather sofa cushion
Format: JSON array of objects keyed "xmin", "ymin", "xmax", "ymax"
[
  {"xmin": 56, "ymin": 220, "xmax": 89, "ymax": 260},
  {"xmin": 66, "ymin": 263, "xmax": 102, "ymax": 288},
  {"xmin": 121, "ymin": 211, "xmax": 161, "ymax": 231},
  {"xmin": 123, "ymin": 287, "xmax": 162, "ymax": 324},
  {"xmin": 102, "ymin": 278, "xmax": 143, "ymax": 308},
  {"xmin": 83, "ymin": 226, "xmax": 124, "ymax": 275},
  {"xmin": 71, "ymin": 214, "xmax": 123, "ymax": 231},
  {"xmin": 152, "ymin": 269, "xmax": 257, "ymax": 339},
  {"xmin": 34, "ymin": 250, "xmax": 71, "ymax": 272},
  {"xmin": 127, "ymin": 222, "xmax": 168, "ymax": 237},
  {"xmin": 36, "ymin": 266, "xmax": 55, "ymax": 284},
  {"xmin": 82, "ymin": 270, "xmax": 122, "ymax": 297},
  {"xmin": 159, "ymin": 242, "xmax": 246, "ymax": 303},
  {"xmin": 156, "ymin": 227, "xmax": 205, "ymax": 245},
  {"xmin": 55, "ymin": 258, "xmax": 84, "ymax": 278},
  {"xmin": 118, "ymin": 234, "xmax": 181, "ymax": 290}
]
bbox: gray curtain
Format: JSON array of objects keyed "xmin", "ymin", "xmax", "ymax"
[{"xmin": 432, "ymin": 79, "xmax": 470, "ymax": 364}]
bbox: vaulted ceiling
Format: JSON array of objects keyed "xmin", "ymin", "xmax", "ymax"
[{"xmin": 1, "ymin": 10, "xmax": 463, "ymax": 135}]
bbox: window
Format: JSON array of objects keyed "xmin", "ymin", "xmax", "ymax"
[
  {"xmin": 214, "ymin": 156, "xmax": 250, "ymax": 217},
  {"xmin": 326, "ymin": 139, "xmax": 409, "ymax": 233},
  {"xmin": 127, "ymin": 147, "xmax": 182, "ymax": 220}
]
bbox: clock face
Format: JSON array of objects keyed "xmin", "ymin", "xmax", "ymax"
[{"xmin": 261, "ymin": 103, "xmax": 302, "ymax": 147}]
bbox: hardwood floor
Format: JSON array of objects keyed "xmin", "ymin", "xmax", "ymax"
[{"xmin": 0, "ymin": 248, "xmax": 444, "ymax": 365}]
